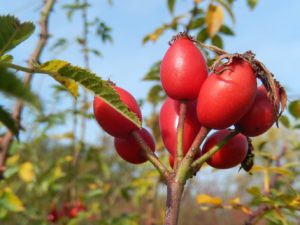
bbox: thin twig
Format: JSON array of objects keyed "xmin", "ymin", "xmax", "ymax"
[
  {"xmin": 191, "ymin": 130, "xmax": 240, "ymax": 169},
  {"xmin": 132, "ymin": 130, "xmax": 171, "ymax": 182},
  {"xmin": 0, "ymin": 0, "xmax": 56, "ymax": 177}
]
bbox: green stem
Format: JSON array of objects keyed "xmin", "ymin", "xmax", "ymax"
[
  {"xmin": 0, "ymin": 61, "xmax": 49, "ymax": 75},
  {"xmin": 175, "ymin": 126, "xmax": 209, "ymax": 183},
  {"xmin": 175, "ymin": 101, "xmax": 187, "ymax": 171},
  {"xmin": 191, "ymin": 130, "xmax": 240, "ymax": 169},
  {"xmin": 132, "ymin": 130, "xmax": 171, "ymax": 181}
]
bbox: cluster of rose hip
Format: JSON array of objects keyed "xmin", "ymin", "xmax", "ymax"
[
  {"xmin": 93, "ymin": 32, "xmax": 284, "ymax": 171},
  {"xmin": 47, "ymin": 200, "xmax": 86, "ymax": 223}
]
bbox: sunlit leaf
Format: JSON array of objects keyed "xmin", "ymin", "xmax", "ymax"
[
  {"xmin": 214, "ymin": 0, "xmax": 235, "ymax": 23},
  {"xmin": 143, "ymin": 15, "xmax": 185, "ymax": 44},
  {"xmin": 18, "ymin": 162, "xmax": 34, "ymax": 183},
  {"xmin": 268, "ymin": 167, "xmax": 294, "ymax": 178},
  {"xmin": 0, "ymin": 106, "xmax": 18, "ymax": 136},
  {"xmin": 0, "ymin": 54, "xmax": 13, "ymax": 63},
  {"xmin": 40, "ymin": 60, "xmax": 141, "ymax": 128},
  {"xmin": 0, "ymin": 187, "xmax": 24, "ymax": 212},
  {"xmin": 205, "ymin": 4, "xmax": 224, "ymax": 38},
  {"xmin": 196, "ymin": 194, "xmax": 222, "ymax": 205},
  {"xmin": 0, "ymin": 15, "xmax": 35, "ymax": 55},
  {"xmin": 247, "ymin": 186, "xmax": 261, "ymax": 196},
  {"xmin": 288, "ymin": 100, "xmax": 300, "ymax": 119}
]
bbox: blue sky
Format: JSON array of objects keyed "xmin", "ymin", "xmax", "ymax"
[{"xmin": 1, "ymin": 0, "xmax": 300, "ymax": 144}]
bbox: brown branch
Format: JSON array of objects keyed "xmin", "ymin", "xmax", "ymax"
[{"xmin": 0, "ymin": 0, "xmax": 56, "ymax": 177}]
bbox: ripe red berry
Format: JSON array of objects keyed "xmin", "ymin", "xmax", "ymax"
[
  {"xmin": 202, "ymin": 129, "xmax": 248, "ymax": 169},
  {"xmin": 197, "ymin": 59, "xmax": 257, "ymax": 129},
  {"xmin": 93, "ymin": 85, "xmax": 142, "ymax": 137},
  {"xmin": 159, "ymin": 98, "xmax": 201, "ymax": 156},
  {"xmin": 160, "ymin": 35, "xmax": 208, "ymax": 100},
  {"xmin": 114, "ymin": 128, "xmax": 155, "ymax": 164},
  {"xmin": 235, "ymin": 85, "xmax": 279, "ymax": 137},
  {"xmin": 47, "ymin": 208, "xmax": 59, "ymax": 223}
]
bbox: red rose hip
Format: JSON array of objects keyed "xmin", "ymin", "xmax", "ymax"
[
  {"xmin": 202, "ymin": 129, "xmax": 248, "ymax": 169},
  {"xmin": 197, "ymin": 59, "xmax": 257, "ymax": 129},
  {"xmin": 93, "ymin": 85, "xmax": 142, "ymax": 137},
  {"xmin": 159, "ymin": 98, "xmax": 201, "ymax": 156},
  {"xmin": 235, "ymin": 85, "xmax": 279, "ymax": 137},
  {"xmin": 160, "ymin": 35, "xmax": 208, "ymax": 100},
  {"xmin": 114, "ymin": 128, "xmax": 155, "ymax": 164}
]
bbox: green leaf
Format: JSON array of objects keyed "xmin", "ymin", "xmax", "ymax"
[
  {"xmin": 0, "ymin": 188, "xmax": 24, "ymax": 212},
  {"xmin": 211, "ymin": 35, "xmax": 223, "ymax": 48},
  {"xmin": 247, "ymin": 186, "xmax": 261, "ymax": 196},
  {"xmin": 86, "ymin": 189, "xmax": 104, "ymax": 198},
  {"xmin": 142, "ymin": 61, "xmax": 161, "ymax": 81},
  {"xmin": 40, "ymin": 60, "xmax": 141, "ymax": 128},
  {"xmin": 168, "ymin": 0, "xmax": 176, "ymax": 14},
  {"xmin": 0, "ymin": 15, "xmax": 35, "ymax": 56},
  {"xmin": 288, "ymin": 100, "xmax": 300, "ymax": 119},
  {"xmin": 279, "ymin": 115, "xmax": 290, "ymax": 128},
  {"xmin": 0, "ymin": 55, "xmax": 13, "ymax": 63},
  {"xmin": 147, "ymin": 84, "xmax": 165, "ymax": 105},
  {"xmin": 0, "ymin": 67, "xmax": 41, "ymax": 110},
  {"xmin": 188, "ymin": 17, "xmax": 205, "ymax": 30},
  {"xmin": 0, "ymin": 106, "xmax": 18, "ymax": 136},
  {"xmin": 197, "ymin": 28, "xmax": 209, "ymax": 42},
  {"xmin": 214, "ymin": 0, "xmax": 235, "ymax": 23},
  {"xmin": 219, "ymin": 25, "xmax": 234, "ymax": 35},
  {"xmin": 247, "ymin": 0, "xmax": 258, "ymax": 10}
]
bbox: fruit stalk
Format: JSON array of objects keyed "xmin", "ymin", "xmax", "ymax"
[
  {"xmin": 191, "ymin": 130, "xmax": 240, "ymax": 169},
  {"xmin": 175, "ymin": 101, "xmax": 187, "ymax": 170},
  {"xmin": 176, "ymin": 126, "xmax": 210, "ymax": 182},
  {"xmin": 132, "ymin": 130, "xmax": 170, "ymax": 181}
]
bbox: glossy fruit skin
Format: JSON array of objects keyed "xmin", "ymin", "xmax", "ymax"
[
  {"xmin": 202, "ymin": 129, "xmax": 248, "ymax": 169},
  {"xmin": 197, "ymin": 59, "xmax": 257, "ymax": 129},
  {"xmin": 114, "ymin": 128, "xmax": 155, "ymax": 164},
  {"xmin": 159, "ymin": 98, "xmax": 201, "ymax": 156},
  {"xmin": 160, "ymin": 37, "xmax": 208, "ymax": 100},
  {"xmin": 235, "ymin": 85, "xmax": 278, "ymax": 137},
  {"xmin": 93, "ymin": 86, "xmax": 142, "ymax": 138}
]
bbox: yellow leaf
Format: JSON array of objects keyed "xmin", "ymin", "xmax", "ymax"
[
  {"xmin": 3, "ymin": 188, "xmax": 24, "ymax": 212},
  {"xmin": 64, "ymin": 155, "xmax": 73, "ymax": 162},
  {"xmin": 205, "ymin": 4, "xmax": 224, "ymax": 38},
  {"xmin": 196, "ymin": 194, "xmax": 222, "ymax": 205},
  {"xmin": 6, "ymin": 154, "xmax": 19, "ymax": 166},
  {"xmin": 18, "ymin": 162, "xmax": 34, "ymax": 183},
  {"xmin": 228, "ymin": 197, "xmax": 240, "ymax": 205},
  {"xmin": 239, "ymin": 205, "xmax": 252, "ymax": 215},
  {"xmin": 89, "ymin": 183, "xmax": 97, "ymax": 190},
  {"xmin": 194, "ymin": 0, "xmax": 202, "ymax": 3},
  {"xmin": 268, "ymin": 167, "xmax": 294, "ymax": 178}
]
